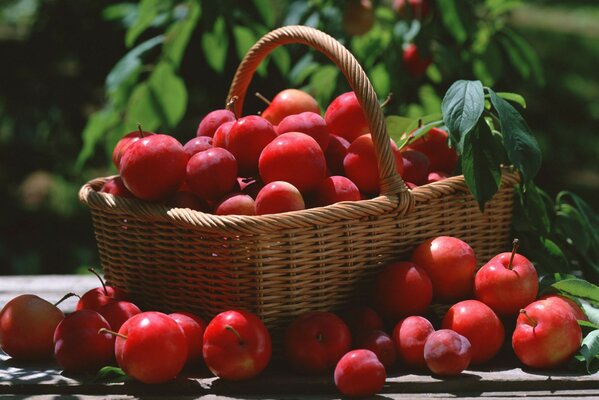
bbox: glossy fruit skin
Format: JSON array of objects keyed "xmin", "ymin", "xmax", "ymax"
[
  {"xmin": 538, "ymin": 294, "xmax": 587, "ymax": 321},
  {"xmin": 261, "ymin": 89, "xmax": 320, "ymax": 126},
  {"xmin": 116, "ymin": 312, "xmax": 188, "ymax": 384},
  {"xmin": 255, "ymin": 181, "xmax": 305, "ymax": 215},
  {"xmin": 401, "ymin": 150, "xmax": 430, "ymax": 186},
  {"xmin": 373, "ymin": 261, "xmax": 433, "ymax": 322},
  {"xmin": 197, "ymin": 109, "xmax": 236, "ymax": 137},
  {"xmin": 284, "ymin": 311, "xmax": 352, "ymax": 374},
  {"xmin": 0, "ymin": 294, "xmax": 64, "ymax": 360},
  {"xmin": 403, "ymin": 43, "xmax": 432, "ymax": 77},
  {"xmin": 169, "ymin": 312, "xmax": 207, "ymax": 368},
  {"xmin": 166, "ymin": 191, "xmax": 209, "ymax": 212},
  {"xmin": 259, "ymin": 132, "xmax": 327, "ymax": 194},
  {"xmin": 97, "ymin": 300, "xmax": 141, "ymax": 331},
  {"xmin": 474, "ymin": 252, "xmax": 538, "ymax": 316},
  {"xmin": 334, "ymin": 349, "xmax": 386, "ymax": 397},
  {"xmin": 442, "ymin": 300, "xmax": 504, "ymax": 365},
  {"xmin": 186, "ymin": 147, "xmax": 238, "ymax": 201},
  {"xmin": 341, "ymin": 306, "xmax": 384, "ymax": 342},
  {"xmin": 424, "ymin": 329, "xmax": 472, "ymax": 376},
  {"xmin": 406, "ymin": 127, "xmax": 457, "ymax": 174},
  {"xmin": 325, "ymin": 135, "xmax": 351, "ymax": 175},
  {"xmin": 277, "ymin": 112, "xmax": 330, "ymax": 151},
  {"xmin": 393, "ymin": 316, "xmax": 435, "ymax": 368},
  {"xmin": 512, "ymin": 299, "xmax": 582, "ymax": 369},
  {"xmin": 355, "ymin": 329, "xmax": 397, "ymax": 368},
  {"xmin": 343, "ymin": 134, "xmax": 404, "ymax": 195},
  {"xmin": 100, "ymin": 176, "xmax": 134, "ymax": 198},
  {"xmin": 77, "ymin": 286, "xmax": 129, "ymax": 312},
  {"xmin": 203, "ymin": 310, "xmax": 272, "ymax": 381},
  {"xmin": 215, "ymin": 193, "xmax": 256, "ymax": 216},
  {"xmin": 313, "ymin": 176, "xmax": 361, "ymax": 207},
  {"xmin": 120, "ymin": 134, "xmax": 189, "ymax": 201},
  {"xmin": 227, "ymin": 116, "xmax": 277, "ymax": 176},
  {"xmin": 112, "ymin": 130, "xmax": 154, "ymax": 170},
  {"xmin": 342, "ymin": 0, "xmax": 375, "ymax": 36},
  {"xmin": 183, "ymin": 136, "xmax": 213, "ymax": 157},
  {"xmin": 212, "ymin": 120, "xmax": 235, "ymax": 149},
  {"xmin": 53, "ymin": 309, "xmax": 115, "ymax": 372},
  {"xmin": 325, "ymin": 92, "xmax": 370, "ymax": 143},
  {"xmin": 411, "ymin": 236, "xmax": 476, "ymax": 303},
  {"xmin": 427, "ymin": 171, "xmax": 449, "ymax": 184}
]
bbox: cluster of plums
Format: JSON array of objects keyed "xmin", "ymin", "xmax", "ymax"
[
  {"xmin": 101, "ymin": 88, "xmax": 458, "ymax": 216},
  {"xmin": 0, "ymin": 236, "xmax": 586, "ymax": 397}
]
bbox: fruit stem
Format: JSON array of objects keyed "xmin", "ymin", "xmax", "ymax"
[
  {"xmin": 255, "ymin": 92, "xmax": 272, "ymax": 105},
  {"xmin": 519, "ymin": 309, "xmax": 537, "ymax": 328},
  {"xmin": 99, "ymin": 328, "xmax": 128, "ymax": 340},
  {"xmin": 54, "ymin": 292, "xmax": 80, "ymax": 307},
  {"xmin": 137, "ymin": 123, "xmax": 145, "ymax": 138},
  {"xmin": 226, "ymin": 96, "xmax": 239, "ymax": 119},
  {"xmin": 417, "ymin": 118, "xmax": 423, "ymax": 129},
  {"xmin": 225, "ymin": 325, "xmax": 245, "ymax": 345},
  {"xmin": 88, "ymin": 267, "xmax": 108, "ymax": 296},
  {"xmin": 508, "ymin": 238, "xmax": 520, "ymax": 270},
  {"xmin": 380, "ymin": 93, "xmax": 393, "ymax": 109}
]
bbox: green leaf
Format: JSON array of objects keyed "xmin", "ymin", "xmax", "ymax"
[
  {"xmin": 103, "ymin": 3, "xmax": 138, "ymax": 24},
  {"xmin": 253, "ymin": 0, "xmax": 276, "ymax": 26},
  {"xmin": 289, "ymin": 54, "xmax": 319, "ymax": 85},
  {"xmin": 76, "ymin": 108, "xmax": 120, "ymax": 170},
  {"xmin": 502, "ymin": 28, "xmax": 545, "ymax": 86},
  {"xmin": 91, "ymin": 366, "xmax": 130, "ymax": 383},
  {"xmin": 581, "ymin": 302, "xmax": 599, "ymax": 327},
  {"xmin": 436, "ymin": 0, "xmax": 467, "ymax": 44},
  {"xmin": 125, "ymin": 0, "xmax": 160, "ymax": 47},
  {"xmin": 309, "ymin": 65, "xmax": 338, "ymax": 106},
  {"xmin": 233, "ymin": 25, "xmax": 267, "ymax": 77},
  {"xmin": 540, "ymin": 237, "xmax": 570, "ymax": 273},
  {"xmin": 202, "ymin": 17, "xmax": 228, "ymax": 73},
  {"xmin": 148, "ymin": 62, "xmax": 188, "ymax": 127},
  {"xmin": 386, "ymin": 116, "xmax": 415, "ymax": 146},
  {"xmin": 405, "ymin": 119, "xmax": 446, "ymax": 149},
  {"xmin": 163, "ymin": 1, "xmax": 201, "ymax": 67},
  {"xmin": 496, "ymin": 92, "xmax": 527, "ymax": 109},
  {"xmin": 271, "ymin": 47, "xmax": 291, "ymax": 76},
  {"xmin": 580, "ymin": 330, "xmax": 599, "ymax": 373},
  {"xmin": 124, "ymin": 82, "xmax": 161, "ymax": 132},
  {"xmin": 461, "ymin": 119, "xmax": 502, "ymax": 212},
  {"xmin": 488, "ymin": 89, "xmax": 541, "ymax": 182},
  {"xmin": 556, "ymin": 203, "xmax": 591, "ymax": 253},
  {"xmin": 552, "ymin": 279, "xmax": 599, "ymax": 306},
  {"xmin": 579, "ymin": 320, "xmax": 599, "ymax": 330},
  {"xmin": 441, "ymin": 80, "xmax": 485, "ymax": 153},
  {"xmin": 370, "ymin": 63, "xmax": 390, "ymax": 98},
  {"xmin": 520, "ymin": 182, "xmax": 551, "ymax": 236}
]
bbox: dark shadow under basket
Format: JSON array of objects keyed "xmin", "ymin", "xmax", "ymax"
[{"xmin": 79, "ymin": 26, "xmax": 520, "ymax": 335}]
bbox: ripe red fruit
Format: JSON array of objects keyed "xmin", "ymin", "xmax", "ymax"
[
  {"xmin": 261, "ymin": 89, "xmax": 320, "ymax": 126},
  {"xmin": 343, "ymin": 134, "xmax": 404, "ymax": 195},
  {"xmin": 512, "ymin": 299, "xmax": 582, "ymax": 369},
  {"xmin": 183, "ymin": 136, "xmax": 213, "ymax": 157},
  {"xmin": 0, "ymin": 294, "xmax": 65, "ymax": 360},
  {"xmin": 112, "ymin": 129, "xmax": 154, "ymax": 170},
  {"xmin": 97, "ymin": 300, "xmax": 141, "ymax": 331},
  {"xmin": 203, "ymin": 310, "xmax": 272, "ymax": 381},
  {"xmin": 406, "ymin": 128, "xmax": 458, "ymax": 174},
  {"xmin": 442, "ymin": 300, "xmax": 504, "ymax": 365},
  {"xmin": 186, "ymin": 147, "xmax": 238, "ymax": 201},
  {"xmin": 411, "ymin": 236, "xmax": 477, "ymax": 303},
  {"xmin": 166, "ymin": 191, "xmax": 209, "ymax": 212},
  {"xmin": 342, "ymin": 0, "xmax": 375, "ymax": 36},
  {"xmin": 196, "ymin": 109, "xmax": 236, "ymax": 137},
  {"xmin": 393, "ymin": 316, "xmax": 435, "ymax": 368},
  {"xmin": 77, "ymin": 269, "xmax": 129, "ymax": 312},
  {"xmin": 474, "ymin": 239, "xmax": 539, "ymax": 316},
  {"xmin": 115, "ymin": 312, "xmax": 188, "ymax": 384},
  {"xmin": 325, "ymin": 135, "xmax": 351, "ymax": 175},
  {"xmin": 169, "ymin": 312, "xmax": 207, "ymax": 368},
  {"xmin": 99, "ymin": 176, "xmax": 133, "ymax": 198},
  {"xmin": 373, "ymin": 261, "xmax": 433, "ymax": 322},
  {"xmin": 120, "ymin": 134, "xmax": 188, "ymax": 201},
  {"xmin": 284, "ymin": 311, "xmax": 351, "ymax": 374},
  {"xmin": 277, "ymin": 112, "xmax": 331, "ymax": 151},
  {"xmin": 538, "ymin": 294, "xmax": 587, "ymax": 322},
  {"xmin": 341, "ymin": 306, "xmax": 384, "ymax": 341},
  {"xmin": 401, "ymin": 150, "xmax": 430, "ymax": 186},
  {"xmin": 334, "ymin": 349, "xmax": 386, "ymax": 397},
  {"xmin": 427, "ymin": 171, "xmax": 449, "ymax": 184},
  {"xmin": 424, "ymin": 329, "xmax": 472, "ymax": 376},
  {"xmin": 393, "ymin": 0, "xmax": 431, "ymax": 19},
  {"xmin": 239, "ymin": 177, "xmax": 263, "ymax": 199},
  {"xmin": 325, "ymin": 92, "xmax": 369, "ymax": 143},
  {"xmin": 228, "ymin": 116, "xmax": 277, "ymax": 176},
  {"xmin": 214, "ymin": 193, "xmax": 256, "ymax": 215},
  {"xmin": 212, "ymin": 120, "xmax": 235, "ymax": 149},
  {"xmin": 259, "ymin": 132, "xmax": 327, "ymax": 194},
  {"xmin": 312, "ymin": 176, "xmax": 361, "ymax": 207},
  {"xmin": 354, "ymin": 330, "xmax": 397, "ymax": 368},
  {"xmin": 53, "ymin": 309, "xmax": 115, "ymax": 372},
  {"xmin": 403, "ymin": 43, "xmax": 432, "ymax": 77},
  {"xmin": 255, "ymin": 181, "xmax": 305, "ymax": 215}
]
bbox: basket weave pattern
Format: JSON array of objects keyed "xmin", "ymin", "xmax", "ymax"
[{"xmin": 79, "ymin": 26, "xmax": 519, "ymax": 332}]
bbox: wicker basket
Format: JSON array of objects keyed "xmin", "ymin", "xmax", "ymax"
[{"xmin": 79, "ymin": 26, "xmax": 519, "ymax": 334}]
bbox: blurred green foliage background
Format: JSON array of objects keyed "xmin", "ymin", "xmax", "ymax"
[{"xmin": 0, "ymin": 0, "xmax": 597, "ymax": 275}]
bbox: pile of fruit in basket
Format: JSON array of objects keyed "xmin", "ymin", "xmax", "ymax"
[
  {"xmin": 102, "ymin": 88, "xmax": 457, "ymax": 216},
  {"xmin": 0, "ymin": 235, "xmax": 586, "ymax": 397}
]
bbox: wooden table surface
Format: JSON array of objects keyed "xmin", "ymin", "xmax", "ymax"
[{"xmin": 1, "ymin": 275, "xmax": 598, "ymax": 399}]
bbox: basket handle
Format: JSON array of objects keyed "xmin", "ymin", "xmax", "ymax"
[{"xmin": 226, "ymin": 25, "xmax": 411, "ymax": 200}]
